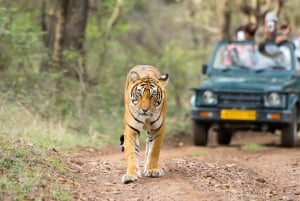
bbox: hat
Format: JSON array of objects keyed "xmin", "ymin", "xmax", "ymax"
[{"xmin": 265, "ymin": 12, "xmax": 278, "ymax": 22}]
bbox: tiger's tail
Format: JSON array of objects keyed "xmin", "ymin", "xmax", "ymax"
[{"xmin": 120, "ymin": 134, "xmax": 125, "ymax": 152}]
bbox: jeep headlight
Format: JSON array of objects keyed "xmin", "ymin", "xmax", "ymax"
[
  {"xmin": 264, "ymin": 92, "xmax": 282, "ymax": 107},
  {"xmin": 202, "ymin": 90, "xmax": 217, "ymax": 105}
]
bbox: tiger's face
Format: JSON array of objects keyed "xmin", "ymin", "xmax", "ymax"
[
  {"xmin": 129, "ymin": 72, "xmax": 168, "ymax": 116},
  {"xmin": 130, "ymin": 79, "xmax": 162, "ymax": 115}
]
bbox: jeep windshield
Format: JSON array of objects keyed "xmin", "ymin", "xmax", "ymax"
[{"xmin": 211, "ymin": 41, "xmax": 293, "ymax": 73}]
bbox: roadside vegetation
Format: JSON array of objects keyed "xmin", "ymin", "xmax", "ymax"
[
  {"xmin": 0, "ymin": 137, "xmax": 74, "ymax": 200},
  {"xmin": 241, "ymin": 143, "xmax": 266, "ymax": 152}
]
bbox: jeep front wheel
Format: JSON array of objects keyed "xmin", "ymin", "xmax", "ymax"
[
  {"xmin": 281, "ymin": 107, "xmax": 298, "ymax": 147},
  {"xmin": 193, "ymin": 121, "xmax": 209, "ymax": 146}
]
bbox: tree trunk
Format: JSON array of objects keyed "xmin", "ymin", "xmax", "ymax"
[
  {"xmin": 40, "ymin": 0, "xmax": 89, "ymax": 77},
  {"xmin": 186, "ymin": 0, "xmax": 200, "ymax": 48},
  {"xmin": 220, "ymin": 0, "xmax": 231, "ymax": 40},
  {"xmin": 40, "ymin": 0, "xmax": 89, "ymax": 118},
  {"xmin": 52, "ymin": 0, "xmax": 69, "ymax": 69},
  {"xmin": 96, "ymin": 0, "xmax": 123, "ymax": 79}
]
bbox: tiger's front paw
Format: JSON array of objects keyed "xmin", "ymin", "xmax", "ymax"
[
  {"xmin": 144, "ymin": 168, "xmax": 164, "ymax": 178},
  {"xmin": 122, "ymin": 174, "xmax": 138, "ymax": 184},
  {"xmin": 122, "ymin": 170, "xmax": 141, "ymax": 184}
]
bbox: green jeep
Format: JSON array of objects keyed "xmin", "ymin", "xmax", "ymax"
[{"xmin": 191, "ymin": 40, "xmax": 299, "ymax": 147}]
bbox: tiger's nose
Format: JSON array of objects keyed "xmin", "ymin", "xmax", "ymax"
[{"xmin": 142, "ymin": 108, "xmax": 149, "ymax": 113}]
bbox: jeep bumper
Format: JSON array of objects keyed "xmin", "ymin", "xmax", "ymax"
[{"xmin": 191, "ymin": 107, "xmax": 293, "ymax": 124}]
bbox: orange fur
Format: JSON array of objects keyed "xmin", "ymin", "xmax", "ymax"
[{"xmin": 122, "ymin": 65, "xmax": 169, "ymax": 184}]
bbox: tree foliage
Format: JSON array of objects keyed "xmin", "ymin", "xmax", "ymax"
[{"xmin": 1, "ymin": 0, "xmax": 300, "ymax": 145}]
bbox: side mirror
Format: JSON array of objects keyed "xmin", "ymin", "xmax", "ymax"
[{"xmin": 202, "ymin": 64, "xmax": 208, "ymax": 74}]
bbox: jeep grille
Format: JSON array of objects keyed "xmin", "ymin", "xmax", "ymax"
[{"xmin": 218, "ymin": 92, "xmax": 263, "ymax": 109}]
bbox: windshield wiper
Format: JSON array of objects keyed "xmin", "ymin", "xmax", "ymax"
[
  {"xmin": 221, "ymin": 66, "xmax": 231, "ymax": 72},
  {"xmin": 269, "ymin": 65, "xmax": 287, "ymax": 70},
  {"xmin": 255, "ymin": 68, "xmax": 265, "ymax": 73},
  {"xmin": 221, "ymin": 64, "xmax": 249, "ymax": 71},
  {"xmin": 234, "ymin": 64, "xmax": 249, "ymax": 70},
  {"xmin": 255, "ymin": 66, "xmax": 286, "ymax": 73}
]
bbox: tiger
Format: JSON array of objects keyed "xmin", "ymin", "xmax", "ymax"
[{"xmin": 121, "ymin": 65, "xmax": 169, "ymax": 184}]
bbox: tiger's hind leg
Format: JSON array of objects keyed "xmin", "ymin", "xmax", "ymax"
[
  {"xmin": 122, "ymin": 125, "xmax": 141, "ymax": 184},
  {"xmin": 144, "ymin": 124, "xmax": 165, "ymax": 177}
]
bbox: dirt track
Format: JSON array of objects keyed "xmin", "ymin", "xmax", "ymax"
[{"xmin": 66, "ymin": 132, "xmax": 300, "ymax": 201}]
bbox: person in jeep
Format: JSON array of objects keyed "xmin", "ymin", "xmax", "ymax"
[
  {"xmin": 224, "ymin": 23, "xmax": 257, "ymax": 68},
  {"xmin": 234, "ymin": 23, "xmax": 257, "ymax": 41}
]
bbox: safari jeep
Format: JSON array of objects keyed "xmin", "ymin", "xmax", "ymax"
[{"xmin": 190, "ymin": 40, "xmax": 299, "ymax": 147}]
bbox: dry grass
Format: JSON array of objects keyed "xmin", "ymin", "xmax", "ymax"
[{"xmin": 0, "ymin": 98, "xmax": 105, "ymax": 150}]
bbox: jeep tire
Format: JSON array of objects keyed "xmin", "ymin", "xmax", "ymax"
[
  {"xmin": 281, "ymin": 107, "xmax": 298, "ymax": 147},
  {"xmin": 193, "ymin": 121, "xmax": 209, "ymax": 146}
]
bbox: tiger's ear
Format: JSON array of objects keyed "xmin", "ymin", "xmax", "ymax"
[
  {"xmin": 158, "ymin": 74, "xmax": 169, "ymax": 87},
  {"xmin": 129, "ymin": 71, "xmax": 139, "ymax": 83}
]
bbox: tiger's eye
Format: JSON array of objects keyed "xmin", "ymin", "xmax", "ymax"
[
  {"xmin": 151, "ymin": 88, "xmax": 157, "ymax": 95},
  {"xmin": 136, "ymin": 89, "xmax": 142, "ymax": 96}
]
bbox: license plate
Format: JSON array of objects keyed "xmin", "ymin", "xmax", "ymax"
[{"xmin": 220, "ymin": 109, "xmax": 256, "ymax": 120}]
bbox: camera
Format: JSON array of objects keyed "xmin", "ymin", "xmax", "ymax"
[{"xmin": 267, "ymin": 21, "xmax": 275, "ymax": 32}]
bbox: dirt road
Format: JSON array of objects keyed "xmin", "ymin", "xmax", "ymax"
[{"xmin": 67, "ymin": 133, "xmax": 300, "ymax": 201}]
